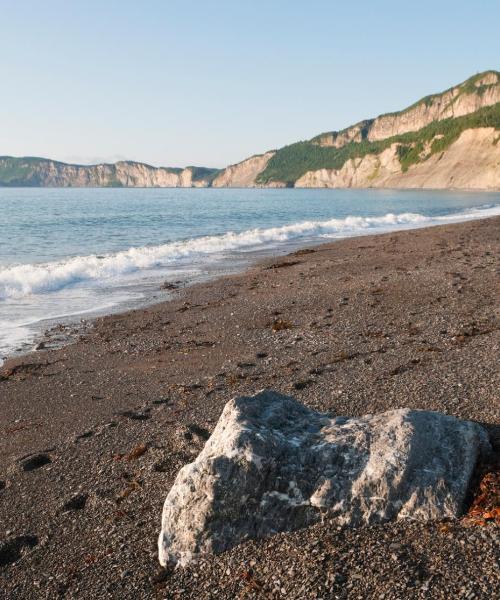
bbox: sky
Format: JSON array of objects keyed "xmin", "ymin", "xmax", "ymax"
[{"xmin": 1, "ymin": 0, "xmax": 499, "ymax": 168}]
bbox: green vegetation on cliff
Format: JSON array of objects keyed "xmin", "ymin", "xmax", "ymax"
[
  {"xmin": 257, "ymin": 101, "xmax": 500, "ymax": 185},
  {"xmin": 384, "ymin": 70, "xmax": 499, "ymax": 117},
  {"xmin": 0, "ymin": 156, "xmax": 50, "ymax": 186},
  {"xmin": 452, "ymin": 71, "xmax": 500, "ymax": 100},
  {"xmin": 310, "ymin": 70, "xmax": 499, "ymax": 147},
  {"xmin": 187, "ymin": 166, "xmax": 221, "ymax": 183},
  {"xmin": 0, "ymin": 158, "xmax": 220, "ymax": 187},
  {"xmin": 1, "ymin": 71, "xmax": 498, "ymax": 188}
]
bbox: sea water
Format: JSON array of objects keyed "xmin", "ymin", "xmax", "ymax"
[{"xmin": 1, "ymin": 187, "xmax": 499, "ymax": 361}]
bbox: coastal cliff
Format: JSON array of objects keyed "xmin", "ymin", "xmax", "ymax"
[
  {"xmin": 1, "ymin": 70, "xmax": 499, "ymax": 190},
  {"xmin": 0, "ymin": 158, "xmax": 219, "ymax": 188},
  {"xmin": 256, "ymin": 71, "xmax": 500, "ymax": 189},
  {"xmin": 211, "ymin": 152, "xmax": 275, "ymax": 187},
  {"xmin": 295, "ymin": 127, "xmax": 500, "ymax": 189},
  {"xmin": 312, "ymin": 71, "xmax": 500, "ymax": 148}
]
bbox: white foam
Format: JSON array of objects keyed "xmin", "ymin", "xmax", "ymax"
[
  {"xmin": 0, "ymin": 320, "xmax": 32, "ymax": 355},
  {"xmin": 1, "ymin": 206, "xmax": 499, "ymax": 300}
]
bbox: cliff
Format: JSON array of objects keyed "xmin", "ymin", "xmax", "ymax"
[
  {"xmin": 1, "ymin": 70, "xmax": 499, "ymax": 190},
  {"xmin": 295, "ymin": 127, "xmax": 500, "ymax": 190},
  {"xmin": 211, "ymin": 152, "xmax": 275, "ymax": 187},
  {"xmin": 311, "ymin": 71, "xmax": 500, "ymax": 147},
  {"xmin": 256, "ymin": 71, "xmax": 500, "ymax": 189},
  {"xmin": 0, "ymin": 158, "xmax": 219, "ymax": 188}
]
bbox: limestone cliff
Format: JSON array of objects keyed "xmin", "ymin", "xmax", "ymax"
[
  {"xmin": 2, "ymin": 70, "xmax": 499, "ymax": 190},
  {"xmin": 257, "ymin": 71, "xmax": 500, "ymax": 189},
  {"xmin": 295, "ymin": 128, "xmax": 500, "ymax": 190},
  {"xmin": 313, "ymin": 71, "xmax": 500, "ymax": 148},
  {"xmin": 0, "ymin": 158, "xmax": 219, "ymax": 188},
  {"xmin": 211, "ymin": 152, "xmax": 275, "ymax": 187}
]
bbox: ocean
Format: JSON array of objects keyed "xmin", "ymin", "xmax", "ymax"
[{"xmin": 1, "ymin": 187, "xmax": 499, "ymax": 362}]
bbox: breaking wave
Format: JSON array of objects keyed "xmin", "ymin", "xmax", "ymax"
[{"xmin": 1, "ymin": 206, "xmax": 498, "ymax": 300}]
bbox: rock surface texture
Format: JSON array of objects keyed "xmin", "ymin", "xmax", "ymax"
[
  {"xmin": 211, "ymin": 151, "xmax": 276, "ymax": 187},
  {"xmin": 314, "ymin": 71, "xmax": 500, "ymax": 147},
  {"xmin": 158, "ymin": 390, "xmax": 489, "ymax": 566},
  {"xmin": 295, "ymin": 127, "xmax": 500, "ymax": 190},
  {"xmin": 0, "ymin": 159, "xmax": 219, "ymax": 188},
  {"xmin": 1, "ymin": 73, "xmax": 499, "ymax": 190}
]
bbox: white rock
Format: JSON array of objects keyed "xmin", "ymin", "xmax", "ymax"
[{"xmin": 158, "ymin": 390, "xmax": 489, "ymax": 565}]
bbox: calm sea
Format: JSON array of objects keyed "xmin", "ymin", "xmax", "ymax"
[{"xmin": 1, "ymin": 187, "xmax": 499, "ymax": 361}]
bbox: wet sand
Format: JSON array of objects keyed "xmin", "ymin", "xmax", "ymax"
[{"xmin": 0, "ymin": 217, "xmax": 498, "ymax": 599}]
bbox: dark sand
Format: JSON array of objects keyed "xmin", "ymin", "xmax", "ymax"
[{"xmin": 0, "ymin": 217, "xmax": 498, "ymax": 599}]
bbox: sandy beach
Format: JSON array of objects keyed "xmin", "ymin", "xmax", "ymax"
[{"xmin": 0, "ymin": 216, "xmax": 498, "ymax": 599}]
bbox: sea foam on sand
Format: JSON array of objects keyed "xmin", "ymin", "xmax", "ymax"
[{"xmin": 2, "ymin": 206, "xmax": 498, "ymax": 301}]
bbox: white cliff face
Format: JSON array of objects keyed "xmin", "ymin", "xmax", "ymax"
[
  {"xmin": 212, "ymin": 152, "xmax": 275, "ymax": 187},
  {"xmin": 113, "ymin": 162, "xmax": 187, "ymax": 187},
  {"xmin": 368, "ymin": 82, "xmax": 500, "ymax": 142},
  {"xmin": 3, "ymin": 160, "xmax": 216, "ymax": 188},
  {"xmin": 382, "ymin": 128, "xmax": 500, "ymax": 189},
  {"xmin": 296, "ymin": 145, "xmax": 401, "ymax": 188},
  {"xmin": 313, "ymin": 122, "xmax": 370, "ymax": 148},
  {"xmin": 2, "ymin": 73, "xmax": 498, "ymax": 190},
  {"xmin": 316, "ymin": 72, "xmax": 500, "ymax": 147},
  {"xmin": 295, "ymin": 128, "xmax": 500, "ymax": 190}
]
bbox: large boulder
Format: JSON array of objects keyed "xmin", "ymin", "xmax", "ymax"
[{"xmin": 158, "ymin": 390, "xmax": 489, "ymax": 565}]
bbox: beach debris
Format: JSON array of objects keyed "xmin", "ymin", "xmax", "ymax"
[
  {"xmin": 462, "ymin": 469, "xmax": 500, "ymax": 527},
  {"xmin": 160, "ymin": 280, "xmax": 182, "ymax": 290},
  {"xmin": 265, "ymin": 260, "xmax": 301, "ymax": 270},
  {"xmin": 5, "ymin": 420, "xmax": 42, "ymax": 435},
  {"xmin": 116, "ymin": 480, "xmax": 141, "ymax": 504},
  {"xmin": 271, "ymin": 318, "xmax": 293, "ymax": 332},
  {"xmin": 293, "ymin": 248, "xmax": 316, "ymax": 256},
  {"xmin": 240, "ymin": 568, "xmax": 264, "ymax": 592},
  {"xmin": 158, "ymin": 390, "xmax": 489, "ymax": 566},
  {"xmin": 125, "ymin": 443, "xmax": 148, "ymax": 461},
  {"xmin": 0, "ymin": 362, "xmax": 43, "ymax": 380}
]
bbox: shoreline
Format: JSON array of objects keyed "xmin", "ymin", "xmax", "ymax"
[
  {"xmin": 0, "ymin": 216, "xmax": 498, "ymax": 599},
  {"xmin": 1, "ymin": 214, "xmax": 499, "ymax": 450},
  {"xmin": 2, "ymin": 202, "xmax": 500, "ymax": 366}
]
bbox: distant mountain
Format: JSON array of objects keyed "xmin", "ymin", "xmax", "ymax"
[{"xmin": 1, "ymin": 71, "xmax": 499, "ymax": 190}]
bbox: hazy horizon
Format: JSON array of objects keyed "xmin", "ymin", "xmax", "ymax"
[{"xmin": 1, "ymin": 0, "xmax": 499, "ymax": 168}]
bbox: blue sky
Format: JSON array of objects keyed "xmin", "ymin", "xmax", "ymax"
[{"xmin": 1, "ymin": 0, "xmax": 498, "ymax": 168}]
